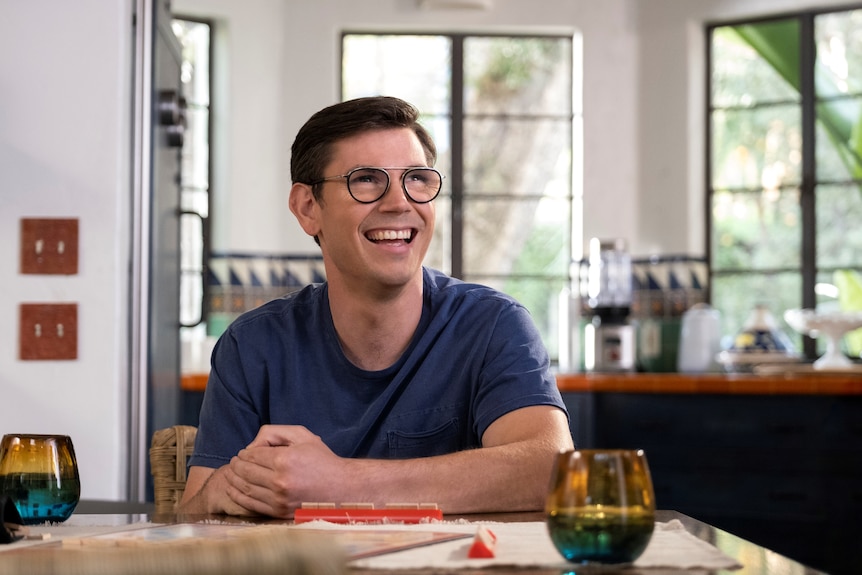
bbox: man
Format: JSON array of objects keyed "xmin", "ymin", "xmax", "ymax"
[{"xmin": 180, "ymin": 96, "xmax": 573, "ymax": 518}]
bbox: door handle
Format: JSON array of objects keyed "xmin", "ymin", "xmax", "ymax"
[{"xmin": 180, "ymin": 209, "xmax": 207, "ymax": 328}]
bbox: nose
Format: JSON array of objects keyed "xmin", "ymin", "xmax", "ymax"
[{"xmin": 377, "ymin": 173, "xmax": 412, "ymax": 210}]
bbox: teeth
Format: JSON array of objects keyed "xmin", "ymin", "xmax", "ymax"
[{"xmin": 368, "ymin": 229, "xmax": 412, "ymax": 241}]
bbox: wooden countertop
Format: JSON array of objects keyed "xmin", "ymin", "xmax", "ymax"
[
  {"xmin": 556, "ymin": 370, "xmax": 862, "ymax": 395},
  {"xmin": 181, "ymin": 372, "xmax": 209, "ymax": 392},
  {"xmin": 184, "ymin": 370, "xmax": 862, "ymax": 395}
]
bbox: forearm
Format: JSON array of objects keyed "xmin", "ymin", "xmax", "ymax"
[
  {"xmin": 185, "ymin": 407, "xmax": 574, "ymax": 518},
  {"xmin": 342, "ymin": 406, "xmax": 575, "ymax": 513},
  {"xmin": 339, "ymin": 436, "xmax": 565, "ymax": 513}
]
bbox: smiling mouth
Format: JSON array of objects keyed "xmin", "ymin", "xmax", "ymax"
[{"xmin": 366, "ymin": 229, "xmax": 415, "ymax": 244}]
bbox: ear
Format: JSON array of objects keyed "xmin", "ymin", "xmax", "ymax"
[{"xmin": 289, "ymin": 182, "xmax": 322, "ymax": 238}]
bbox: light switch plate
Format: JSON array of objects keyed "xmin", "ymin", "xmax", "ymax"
[
  {"xmin": 19, "ymin": 303, "xmax": 78, "ymax": 360},
  {"xmin": 20, "ymin": 218, "xmax": 79, "ymax": 275}
]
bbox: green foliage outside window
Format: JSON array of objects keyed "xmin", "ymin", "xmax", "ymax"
[{"xmin": 710, "ymin": 9, "xmax": 862, "ymax": 356}]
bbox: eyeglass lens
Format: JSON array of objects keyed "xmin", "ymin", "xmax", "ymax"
[{"xmin": 347, "ymin": 168, "xmax": 441, "ymax": 204}]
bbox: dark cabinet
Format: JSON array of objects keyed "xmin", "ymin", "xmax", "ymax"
[{"xmin": 562, "ymin": 391, "xmax": 862, "ymax": 575}]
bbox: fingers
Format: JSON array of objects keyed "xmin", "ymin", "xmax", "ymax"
[
  {"xmin": 218, "ymin": 493, "xmax": 261, "ymax": 517},
  {"xmin": 225, "ymin": 449, "xmax": 297, "ymax": 518},
  {"xmin": 193, "ymin": 466, "xmax": 261, "ymax": 517},
  {"xmin": 224, "ymin": 426, "xmax": 335, "ymax": 518},
  {"xmin": 234, "ymin": 445, "xmax": 273, "ymax": 469},
  {"xmin": 246, "ymin": 424, "xmax": 313, "ymax": 448},
  {"xmin": 223, "ymin": 458, "xmax": 290, "ymax": 518}
]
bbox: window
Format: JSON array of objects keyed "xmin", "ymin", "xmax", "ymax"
[
  {"xmin": 708, "ymin": 7, "xmax": 862, "ymax": 357},
  {"xmin": 172, "ymin": 18, "xmax": 212, "ymax": 332},
  {"xmin": 342, "ymin": 33, "xmax": 578, "ymax": 360}
]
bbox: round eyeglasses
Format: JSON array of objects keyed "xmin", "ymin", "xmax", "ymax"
[{"xmin": 309, "ymin": 167, "xmax": 443, "ymax": 204}]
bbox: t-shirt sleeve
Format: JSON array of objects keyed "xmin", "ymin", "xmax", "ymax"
[
  {"xmin": 472, "ymin": 300, "xmax": 568, "ymax": 440},
  {"xmin": 188, "ymin": 329, "xmax": 263, "ymax": 469}
]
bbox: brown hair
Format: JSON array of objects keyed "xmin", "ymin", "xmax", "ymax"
[{"xmin": 291, "ymin": 96, "xmax": 437, "ymax": 200}]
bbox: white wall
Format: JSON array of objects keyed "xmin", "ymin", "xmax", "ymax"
[
  {"xmin": 0, "ymin": 0, "xmax": 843, "ymax": 501},
  {"xmin": 0, "ymin": 0, "xmax": 133, "ymax": 500},
  {"xmin": 174, "ymin": 0, "xmax": 292, "ymax": 254}
]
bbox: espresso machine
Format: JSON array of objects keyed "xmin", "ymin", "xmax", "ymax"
[{"xmin": 582, "ymin": 238, "xmax": 636, "ymax": 372}]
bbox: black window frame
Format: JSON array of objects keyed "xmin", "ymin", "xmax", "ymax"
[
  {"xmin": 706, "ymin": 4, "xmax": 862, "ymax": 359},
  {"xmin": 173, "ymin": 15, "xmax": 214, "ymax": 330},
  {"xmin": 338, "ymin": 31, "xmax": 575, "ymax": 284}
]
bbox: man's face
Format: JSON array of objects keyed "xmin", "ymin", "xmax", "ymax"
[{"xmin": 309, "ymin": 128, "xmax": 436, "ymax": 293}]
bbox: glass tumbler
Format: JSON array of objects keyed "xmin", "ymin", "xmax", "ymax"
[
  {"xmin": 546, "ymin": 449, "xmax": 655, "ymax": 565},
  {"xmin": 0, "ymin": 434, "xmax": 80, "ymax": 524}
]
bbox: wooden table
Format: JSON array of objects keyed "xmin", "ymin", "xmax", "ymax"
[{"xmin": 50, "ymin": 507, "xmax": 825, "ymax": 574}]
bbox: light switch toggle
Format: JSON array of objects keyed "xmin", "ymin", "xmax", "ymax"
[{"xmin": 32, "ymin": 322, "xmax": 67, "ymax": 338}]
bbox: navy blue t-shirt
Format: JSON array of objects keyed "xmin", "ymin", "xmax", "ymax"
[{"xmin": 190, "ymin": 267, "xmax": 567, "ymax": 469}]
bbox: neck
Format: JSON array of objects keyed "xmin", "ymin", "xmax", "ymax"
[{"xmin": 328, "ymin": 274, "xmax": 424, "ymax": 371}]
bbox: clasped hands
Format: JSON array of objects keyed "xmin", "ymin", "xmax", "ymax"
[{"xmin": 218, "ymin": 424, "xmax": 345, "ymax": 518}]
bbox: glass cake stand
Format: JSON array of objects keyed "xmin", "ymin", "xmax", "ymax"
[{"xmin": 784, "ymin": 308, "xmax": 862, "ymax": 369}]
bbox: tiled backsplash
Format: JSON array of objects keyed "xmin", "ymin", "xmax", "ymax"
[
  {"xmin": 206, "ymin": 253, "xmax": 326, "ymax": 334},
  {"xmin": 573, "ymin": 255, "xmax": 709, "ymax": 318},
  {"xmin": 630, "ymin": 256, "xmax": 709, "ymax": 318}
]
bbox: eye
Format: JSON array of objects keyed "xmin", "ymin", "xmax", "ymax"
[
  {"xmin": 406, "ymin": 169, "xmax": 434, "ymax": 184},
  {"xmin": 350, "ymin": 169, "xmax": 387, "ymax": 186}
]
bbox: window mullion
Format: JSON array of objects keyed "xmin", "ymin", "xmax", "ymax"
[
  {"xmin": 450, "ymin": 36, "xmax": 465, "ymax": 279},
  {"xmin": 705, "ymin": 24, "xmax": 715, "ymax": 302},
  {"xmin": 800, "ymin": 13, "xmax": 817, "ymax": 359}
]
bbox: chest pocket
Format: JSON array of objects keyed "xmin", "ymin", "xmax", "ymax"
[{"xmin": 386, "ymin": 418, "xmax": 462, "ymax": 459}]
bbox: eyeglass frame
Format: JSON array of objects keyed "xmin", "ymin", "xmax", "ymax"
[{"xmin": 306, "ymin": 166, "xmax": 444, "ymax": 204}]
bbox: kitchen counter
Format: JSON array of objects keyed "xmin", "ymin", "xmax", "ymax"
[{"xmin": 556, "ymin": 369, "xmax": 862, "ymax": 395}]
